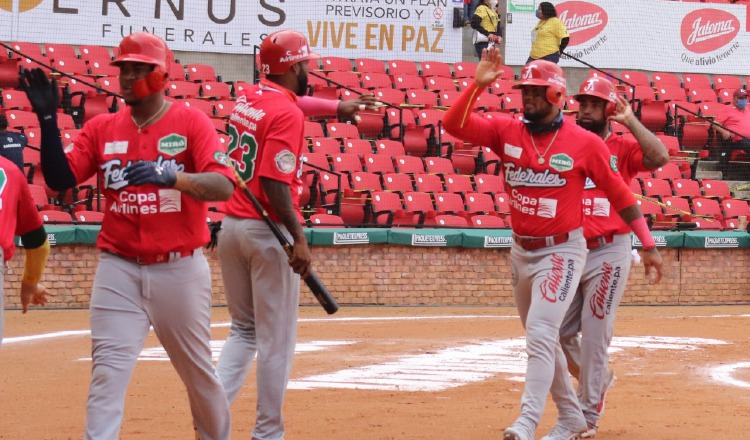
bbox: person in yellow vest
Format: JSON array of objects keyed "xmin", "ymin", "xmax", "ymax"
[
  {"xmin": 470, "ymin": 0, "xmax": 503, "ymax": 59},
  {"xmin": 528, "ymin": 2, "xmax": 569, "ymax": 64}
]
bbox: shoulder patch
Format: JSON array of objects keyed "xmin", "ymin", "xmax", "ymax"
[
  {"xmin": 275, "ymin": 150, "xmax": 297, "ymax": 174},
  {"xmin": 610, "ymin": 155, "xmax": 619, "ymax": 172},
  {"xmin": 0, "ymin": 169, "xmax": 7, "ymax": 196},
  {"xmin": 213, "ymin": 151, "xmax": 231, "ymax": 167}
]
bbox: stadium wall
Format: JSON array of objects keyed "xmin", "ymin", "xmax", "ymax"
[{"xmin": 2, "ymin": 245, "xmax": 748, "ymax": 310}]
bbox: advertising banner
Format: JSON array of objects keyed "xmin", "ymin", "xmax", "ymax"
[
  {"xmin": 505, "ymin": 0, "xmax": 749, "ymax": 74},
  {"xmin": 0, "ymin": 0, "xmax": 463, "ymax": 62}
]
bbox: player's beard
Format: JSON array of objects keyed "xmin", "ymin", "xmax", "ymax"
[
  {"xmin": 577, "ymin": 118, "xmax": 607, "ymax": 134},
  {"xmin": 296, "ymin": 69, "xmax": 309, "ymax": 97}
]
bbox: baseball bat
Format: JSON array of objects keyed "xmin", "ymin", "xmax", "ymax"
[{"xmin": 232, "ymin": 169, "xmax": 339, "ymax": 315}]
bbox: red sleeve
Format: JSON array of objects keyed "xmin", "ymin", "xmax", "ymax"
[
  {"xmin": 620, "ymin": 138, "xmax": 648, "ymax": 178},
  {"xmin": 256, "ymin": 108, "xmax": 304, "ymax": 184},
  {"xmin": 15, "ymin": 173, "xmax": 43, "ymax": 236},
  {"xmin": 67, "ymin": 117, "xmax": 103, "ymax": 185},
  {"xmin": 586, "ymin": 136, "xmax": 637, "ymax": 211},
  {"xmin": 297, "ymin": 96, "xmax": 340, "ymax": 118},
  {"xmin": 443, "ymin": 82, "xmax": 501, "ymax": 148},
  {"xmin": 187, "ymin": 109, "xmax": 235, "ymax": 183}
]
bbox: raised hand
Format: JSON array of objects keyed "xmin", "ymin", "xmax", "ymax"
[
  {"xmin": 608, "ymin": 95, "xmax": 636, "ymax": 126},
  {"xmin": 475, "ymin": 46, "xmax": 504, "ymax": 89},
  {"xmin": 18, "ymin": 68, "xmax": 59, "ymax": 121}
]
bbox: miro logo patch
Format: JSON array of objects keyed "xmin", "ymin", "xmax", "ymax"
[
  {"xmin": 0, "ymin": 1, "xmax": 45, "ymax": 13},
  {"xmin": 158, "ymin": 134, "xmax": 187, "ymax": 156}
]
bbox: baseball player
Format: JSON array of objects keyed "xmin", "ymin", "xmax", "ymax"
[
  {"xmin": 19, "ymin": 33, "xmax": 235, "ymax": 440},
  {"xmin": 442, "ymin": 48, "xmax": 663, "ymax": 440},
  {"xmin": 0, "ymin": 155, "xmax": 50, "ymax": 347},
  {"xmin": 0, "ymin": 113, "xmax": 29, "ymax": 174},
  {"xmin": 214, "ymin": 29, "xmax": 320, "ymax": 440},
  {"xmin": 559, "ymin": 77, "xmax": 669, "ymax": 438}
]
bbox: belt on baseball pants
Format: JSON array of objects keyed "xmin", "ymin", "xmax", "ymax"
[
  {"xmin": 512, "ymin": 232, "xmax": 570, "ymax": 251},
  {"xmin": 586, "ymin": 234, "xmax": 615, "ymax": 250},
  {"xmin": 104, "ymin": 249, "xmax": 196, "ymax": 265}
]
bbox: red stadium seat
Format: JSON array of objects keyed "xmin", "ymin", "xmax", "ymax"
[
  {"xmin": 691, "ymin": 197, "xmax": 722, "ymax": 217},
  {"xmin": 722, "ymin": 198, "xmax": 750, "ymax": 219},
  {"xmin": 354, "ymin": 58, "xmax": 387, "ymax": 74},
  {"xmin": 52, "ymin": 57, "xmax": 90, "ymax": 77},
  {"xmin": 682, "ymin": 73, "xmax": 712, "ymax": 91},
  {"xmin": 656, "ymin": 86, "xmax": 687, "ymax": 103},
  {"xmin": 429, "ymin": 214, "xmax": 469, "ymax": 227},
  {"xmin": 363, "ymin": 154, "xmax": 395, "ymax": 175},
  {"xmin": 465, "ymin": 192, "xmax": 496, "ymax": 215},
  {"xmin": 700, "ymin": 179, "xmax": 731, "ymax": 199},
  {"xmin": 75, "ymin": 210, "xmax": 105, "ymax": 223},
  {"xmin": 424, "ymin": 75, "xmax": 457, "ymax": 92},
  {"xmin": 497, "ymin": 65, "xmax": 515, "ymax": 81},
  {"xmin": 309, "ymin": 213, "xmax": 345, "ymax": 228},
  {"xmin": 373, "ymin": 88, "xmax": 406, "ymax": 107},
  {"xmin": 167, "ymin": 81, "xmax": 201, "ymax": 99},
  {"xmin": 403, "ymin": 191, "xmax": 436, "ymax": 220},
  {"xmin": 79, "ymin": 45, "xmax": 112, "ymax": 61},
  {"xmin": 320, "ymin": 56, "xmax": 353, "ymax": 72},
  {"xmin": 349, "ymin": 171, "xmax": 383, "ymax": 194},
  {"xmin": 370, "ymin": 191, "xmax": 416, "ymax": 226},
  {"xmin": 387, "ymin": 59, "xmax": 419, "ymax": 76},
  {"xmin": 453, "ymin": 62, "xmax": 477, "ymax": 79},
  {"xmin": 186, "ymin": 63, "xmax": 217, "ymax": 82},
  {"xmin": 652, "ymin": 72, "xmax": 682, "ymax": 89},
  {"xmin": 420, "ymin": 61, "xmax": 452, "ymax": 78},
  {"xmin": 2, "ymin": 89, "xmax": 32, "ymax": 111},
  {"xmin": 698, "ymin": 101, "xmax": 727, "ymax": 118},
  {"xmin": 38, "ymin": 210, "xmax": 74, "ymax": 224},
  {"xmin": 181, "ymin": 98, "xmax": 214, "ymax": 117},
  {"xmin": 309, "ymin": 137, "xmax": 342, "ymax": 155},
  {"xmin": 621, "ymin": 71, "xmax": 651, "ymax": 87},
  {"xmin": 375, "ymin": 139, "xmax": 406, "ymax": 157},
  {"xmin": 343, "ymin": 138, "xmax": 374, "ymax": 156},
  {"xmin": 327, "ymin": 71, "xmax": 361, "ymax": 89},
  {"xmin": 443, "ymin": 174, "xmax": 475, "ymax": 194},
  {"xmin": 413, "ymin": 173, "xmax": 444, "ymax": 192},
  {"xmin": 381, "ymin": 172, "xmax": 414, "ymax": 193},
  {"xmin": 713, "ymin": 75, "xmax": 743, "ymax": 91},
  {"xmin": 473, "ymin": 173, "xmax": 504, "ymax": 195},
  {"xmin": 688, "ymin": 88, "xmax": 717, "ymax": 103},
  {"xmin": 437, "ymin": 90, "xmax": 462, "ymax": 109},
  {"xmin": 652, "ymin": 162, "xmax": 683, "ymax": 180},
  {"xmin": 361, "ymin": 72, "xmax": 392, "ymax": 90},
  {"xmin": 501, "ymin": 93, "xmax": 524, "ymax": 113},
  {"xmin": 326, "ymin": 122, "xmax": 360, "ymax": 140},
  {"xmin": 44, "ymin": 43, "xmax": 77, "ymax": 61},
  {"xmin": 406, "ymin": 88, "xmax": 439, "ymax": 109},
  {"xmin": 394, "ymin": 155, "xmax": 425, "ymax": 174},
  {"xmin": 641, "ymin": 178, "xmax": 673, "ymax": 198},
  {"xmin": 423, "ymin": 157, "xmax": 454, "ymax": 175},
  {"xmin": 304, "ymin": 121, "xmax": 325, "ymax": 138},
  {"xmin": 489, "ymin": 79, "xmax": 516, "ymax": 96},
  {"xmin": 5, "ymin": 110, "xmax": 39, "ymax": 130},
  {"xmin": 662, "ymin": 196, "xmax": 691, "ymax": 216},
  {"xmin": 671, "ymin": 178, "xmax": 702, "ymax": 198},
  {"xmin": 392, "ymin": 73, "xmax": 424, "ymax": 91},
  {"xmin": 470, "ymin": 214, "xmax": 505, "ymax": 228},
  {"xmin": 200, "ymin": 81, "xmax": 232, "ymax": 100}
]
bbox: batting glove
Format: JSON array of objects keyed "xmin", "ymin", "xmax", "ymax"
[
  {"xmin": 18, "ymin": 68, "xmax": 59, "ymax": 123},
  {"xmin": 125, "ymin": 161, "xmax": 177, "ymax": 187}
]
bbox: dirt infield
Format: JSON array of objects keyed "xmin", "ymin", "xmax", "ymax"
[{"xmin": 2, "ymin": 305, "xmax": 749, "ymax": 440}]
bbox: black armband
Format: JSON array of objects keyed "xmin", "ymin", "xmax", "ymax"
[
  {"xmin": 39, "ymin": 118, "xmax": 77, "ymax": 191},
  {"xmin": 559, "ymin": 37, "xmax": 570, "ymax": 53},
  {"xmin": 21, "ymin": 225, "xmax": 47, "ymax": 249}
]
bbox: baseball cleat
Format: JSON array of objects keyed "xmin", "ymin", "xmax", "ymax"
[
  {"xmin": 596, "ymin": 368, "xmax": 616, "ymax": 415},
  {"xmin": 503, "ymin": 426, "xmax": 531, "ymax": 440},
  {"xmin": 540, "ymin": 422, "xmax": 588, "ymax": 440},
  {"xmin": 580, "ymin": 423, "xmax": 599, "ymax": 438}
]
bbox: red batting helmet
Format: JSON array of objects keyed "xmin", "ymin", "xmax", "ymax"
[
  {"xmin": 111, "ymin": 33, "xmax": 173, "ymax": 99},
  {"xmin": 574, "ymin": 76, "xmax": 618, "ymax": 117},
  {"xmin": 260, "ymin": 30, "xmax": 320, "ymax": 75},
  {"xmin": 512, "ymin": 60, "xmax": 566, "ymax": 106}
]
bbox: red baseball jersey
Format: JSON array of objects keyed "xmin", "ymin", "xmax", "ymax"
[
  {"xmin": 442, "ymin": 84, "xmax": 637, "ymax": 237},
  {"xmin": 223, "ymin": 80, "xmax": 305, "ymax": 222},
  {"xmin": 0, "ymin": 156, "xmax": 43, "ymax": 261},
  {"xmin": 582, "ymin": 133, "xmax": 648, "ymax": 239},
  {"xmin": 65, "ymin": 103, "xmax": 234, "ymax": 257}
]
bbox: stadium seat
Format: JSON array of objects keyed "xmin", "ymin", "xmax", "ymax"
[
  {"xmin": 5, "ymin": 110, "xmax": 39, "ymax": 130},
  {"xmin": 722, "ymin": 198, "xmax": 750, "ymax": 219},
  {"xmin": 652, "ymin": 72, "xmax": 682, "ymax": 89},
  {"xmin": 213, "ymin": 99, "xmax": 235, "ymax": 118},
  {"xmin": 474, "ymin": 173, "xmax": 504, "ymax": 195},
  {"xmin": 361, "ymin": 72, "xmax": 392, "ymax": 90},
  {"xmin": 413, "ymin": 173, "xmax": 444, "ymax": 192},
  {"xmin": 501, "ymin": 93, "xmax": 524, "ymax": 113},
  {"xmin": 375, "ymin": 139, "xmax": 406, "ymax": 156},
  {"xmin": 700, "ymin": 179, "xmax": 731, "ymax": 199},
  {"xmin": 51, "ymin": 57, "xmax": 90, "ymax": 76},
  {"xmin": 388, "ymin": 59, "xmax": 419, "ymax": 76},
  {"xmin": 420, "ymin": 61, "xmax": 452, "ymax": 78},
  {"xmin": 621, "ymin": 71, "xmax": 651, "ymax": 87},
  {"xmin": 406, "ymin": 88, "xmax": 439, "ymax": 109},
  {"xmin": 437, "ymin": 90, "xmax": 462, "ymax": 109},
  {"xmin": 465, "ymin": 192, "xmax": 496, "ymax": 215},
  {"xmin": 641, "ymin": 178, "xmax": 673, "ymax": 198},
  {"xmin": 392, "ymin": 73, "xmax": 424, "ymax": 91},
  {"xmin": 363, "ymin": 154, "xmax": 395, "ymax": 175},
  {"xmin": 2, "ymin": 89, "xmax": 32, "ymax": 111},
  {"xmin": 326, "ymin": 122, "xmax": 360, "ymax": 140},
  {"xmin": 698, "ymin": 101, "xmax": 727, "ymax": 118},
  {"xmin": 453, "ymin": 62, "xmax": 477, "ymax": 79},
  {"xmin": 655, "ymin": 134, "xmax": 681, "ymax": 156},
  {"xmin": 167, "ymin": 81, "xmax": 201, "ymax": 98},
  {"xmin": 304, "ymin": 121, "xmax": 325, "ymax": 138},
  {"xmin": 181, "ymin": 98, "xmax": 214, "ymax": 116},
  {"xmin": 79, "ymin": 45, "xmax": 112, "ymax": 61},
  {"xmin": 652, "ymin": 162, "xmax": 683, "ymax": 180},
  {"xmin": 301, "ymin": 151, "xmax": 331, "ymax": 172},
  {"xmin": 489, "ymin": 79, "xmax": 516, "ymax": 96},
  {"xmin": 429, "ymin": 214, "xmax": 469, "ymax": 228},
  {"xmin": 423, "ymin": 157, "xmax": 454, "ymax": 175},
  {"xmin": 493, "ymin": 192, "xmax": 510, "ymax": 215},
  {"xmin": 309, "ymin": 137, "xmax": 341, "ymax": 155},
  {"xmin": 394, "ymin": 155, "xmax": 425, "ymax": 174},
  {"xmin": 320, "ymin": 56, "xmax": 353, "ymax": 72},
  {"xmin": 497, "ymin": 65, "xmax": 515, "ymax": 81},
  {"xmin": 96, "ymin": 76, "xmax": 120, "ymax": 95},
  {"xmin": 200, "ymin": 81, "xmax": 232, "ymax": 100},
  {"xmin": 75, "ymin": 210, "xmax": 105, "ymax": 223},
  {"xmin": 682, "ymin": 73, "xmax": 712, "ymax": 91},
  {"xmin": 330, "ymin": 153, "xmax": 363, "ymax": 173},
  {"xmin": 186, "ymin": 63, "xmax": 217, "ymax": 82},
  {"xmin": 677, "ymin": 120, "xmax": 710, "ymax": 150},
  {"xmin": 354, "ymin": 109, "xmax": 386, "ymax": 139},
  {"xmin": 381, "ymin": 172, "xmax": 414, "ymax": 193},
  {"xmin": 8, "ymin": 41, "xmax": 44, "ymax": 61},
  {"xmin": 713, "ymin": 75, "xmax": 743, "ymax": 91},
  {"xmin": 39, "ymin": 209, "xmax": 74, "ymax": 224},
  {"xmin": 688, "ymin": 88, "xmax": 717, "ymax": 103},
  {"xmin": 662, "ymin": 196, "xmax": 691, "ymax": 216},
  {"xmin": 349, "ymin": 171, "xmax": 384, "ymax": 194},
  {"xmin": 370, "ymin": 191, "xmax": 416, "ymax": 226},
  {"xmin": 44, "ymin": 43, "xmax": 76, "ymax": 61},
  {"xmin": 373, "ymin": 88, "xmax": 406, "ymax": 107},
  {"xmin": 88, "ymin": 60, "xmax": 119, "ymax": 77},
  {"xmin": 637, "ymin": 101, "xmax": 667, "ymax": 132},
  {"xmin": 343, "ymin": 138, "xmax": 374, "ymax": 156},
  {"xmin": 656, "ymin": 86, "xmax": 687, "ymax": 103},
  {"xmin": 470, "ymin": 214, "xmax": 505, "ymax": 228},
  {"xmin": 354, "ymin": 58, "xmax": 387, "ymax": 74},
  {"xmin": 327, "ymin": 71, "xmax": 361, "ymax": 89},
  {"xmin": 403, "ymin": 191, "xmax": 436, "ymax": 220},
  {"xmin": 672, "ymin": 178, "xmax": 702, "ymax": 198},
  {"xmin": 443, "ymin": 174, "xmax": 475, "ymax": 194},
  {"xmin": 309, "ymin": 213, "xmax": 345, "ymax": 228},
  {"xmin": 691, "ymin": 197, "xmax": 722, "ymax": 218},
  {"xmin": 449, "ymin": 146, "xmax": 481, "ymax": 175},
  {"xmin": 691, "ymin": 217, "xmax": 723, "ymax": 230}
]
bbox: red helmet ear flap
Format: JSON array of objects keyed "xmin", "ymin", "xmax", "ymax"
[{"xmin": 546, "ymin": 86, "xmax": 565, "ymax": 106}]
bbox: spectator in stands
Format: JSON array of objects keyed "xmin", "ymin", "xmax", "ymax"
[
  {"xmin": 471, "ymin": 0, "xmax": 503, "ymax": 59},
  {"xmin": 528, "ymin": 2, "xmax": 569, "ymax": 64},
  {"xmin": 464, "ymin": 0, "xmax": 480, "ymax": 26},
  {"xmin": 560, "ymin": 76, "xmax": 669, "ymax": 438},
  {"xmin": 713, "ymin": 88, "xmax": 750, "ymax": 179},
  {"xmin": 0, "ymin": 113, "xmax": 28, "ymax": 174},
  {"xmin": 0, "ymin": 154, "xmax": 50, "ymax": 348}
]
